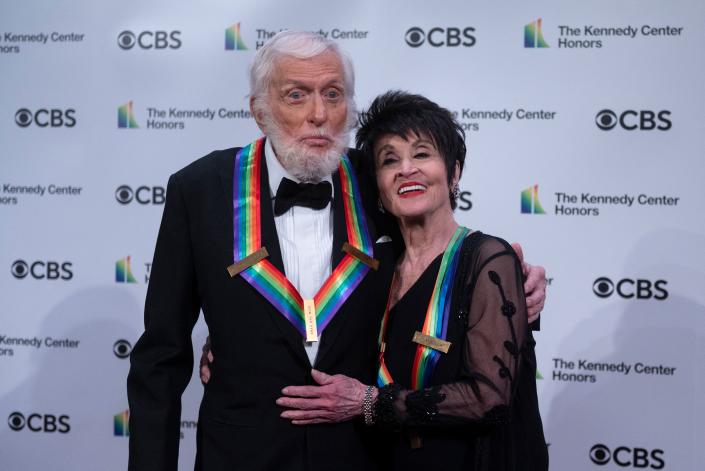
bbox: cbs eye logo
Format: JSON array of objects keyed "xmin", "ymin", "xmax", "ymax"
[
  {"xmin": 15, "ymin": 109, "xmax": 32, "ymax": 127},
  {"xmin": 595, "ymin": 110, "xmax": 618, "ymax": 130},
  {"xmin": 117, "ymin": 30, "xmax": 182, "ymax": 50},
  {"xmin": 592, "ymin": 277, "xmax": 614, "ymax": 298},
  {"xmin": 590, "ymin": 443, "xmax": 665, "ymax": 469},
  {"xmin": 8, "ymin": 412, "xmax": 25, "ymax": 431},
  {"xmin": 405, "ymin": 27, "xmax": 425, "ymax": 47},
  {"xmin": 593, "ymin": 277, "xmax": 668, "ymax": 300},
  {"xmin": 117, "ymin": 31, "xmax": 137, "ymax": 49},
  {"xmin": 113, "ymin": 339, "xmax": 132, "ymax": 359},
  {"xmin": 595, "ymin": 109, "xmax": 671, "ymax": 131},
  {"xmin": 11, "ymin": 260, "xmax": 29, "ymax": 279},
  {"xmin": 590, "ymin": 444, "xmax": 612, "ymax": 465},
  {"xmin": 115, "ymin": 185, "xmax": 166, "ymax": 205},
  {"xmin": 115, "ymin": 185, "xmax": 134, "ymax": 204},
  {"xmin": 7, "ymin": 412, "xmax": 71, "ymax": 433},
  {"xmin": 14, "ymin": 108, "xmax": 76, "ymax": 128},
  {"xmin": 11, "ymin": 260, "xmax": 73, "ymax": 281},
  {"xmin": 404, "ymin": 26, "xmax": 476, "ymax": 48}
]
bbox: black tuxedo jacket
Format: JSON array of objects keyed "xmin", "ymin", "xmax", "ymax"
[{"xmin": 127, "ymin": 144, "xmax": 395, "ymax": 471}]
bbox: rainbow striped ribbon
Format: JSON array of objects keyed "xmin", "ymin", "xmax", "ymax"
[
  {"xmin": 232, "ymin": 138, "xmax": 373, "ymax": 338},
  {"xmin": 377, "ymin": 226, "xmax": 469, "ymax": 389}
]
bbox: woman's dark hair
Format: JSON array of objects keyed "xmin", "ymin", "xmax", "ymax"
[{"xmin": 355, "ymin": 90, "xmax": 467, "ymax": 209}]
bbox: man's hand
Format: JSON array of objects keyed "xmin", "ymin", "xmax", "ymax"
[
  {"xmin": 276, "ymin": 369, "xmax": 371, "ymax": 425},
  {"xmin": 199, "ymin": 336, "xmax": 213, "ymax": 384},
  {"xmin": 511, "ymin": 243, "xmax": 547, "ymax": 323}
]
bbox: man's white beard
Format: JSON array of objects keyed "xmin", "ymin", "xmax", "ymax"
[{"xmin": 263, "ymin": 116, "xmax": 349, "ymax": 183}]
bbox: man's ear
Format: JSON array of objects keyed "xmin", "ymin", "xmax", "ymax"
[{"xmin": 250, "ymin": 96, "xmax": 266, "ymax": 131}]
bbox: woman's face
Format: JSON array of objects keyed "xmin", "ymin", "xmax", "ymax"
[{"xmin": 373, "ymin": 132, "xmax": 455, "ymax": 220}]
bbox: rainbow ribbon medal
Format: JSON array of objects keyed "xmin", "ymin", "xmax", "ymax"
[
  {"xmin": 231, "ymin": 138, "xmax": 374, "ymax": 339},
  {"xmin": 377, "ymin": 226, "xmax": 469, "ymax": 389}
]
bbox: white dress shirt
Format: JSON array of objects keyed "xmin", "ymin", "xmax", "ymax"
[{"xmin": 264, "ymin": 140, "xmax": 334, "ymax": 365}]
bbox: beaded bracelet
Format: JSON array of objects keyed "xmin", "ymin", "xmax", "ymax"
[{"xmin": 363, "ymin": 385, "xmax": 375, "ymax": 426}]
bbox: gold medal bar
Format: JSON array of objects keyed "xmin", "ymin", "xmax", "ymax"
[
  {"xmin": 304, "ymin": 299, "xmax": 318, "ymax": 342},
  {"xmin": 227, "ymin": 247, "xmax": 269, "ymax": 277},
  {"xmin": 342, "ymin": 242, "xmax": 379, "ymax": 271},
  {"xmin": 412, "ymin": 331, "xmax": 451, "ymax": 354},
  {"xmin": 409, "ymin": 432, "xmax": 423, "ymax": 449}
]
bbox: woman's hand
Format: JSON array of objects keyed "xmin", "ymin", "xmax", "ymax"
[{"xmin": 277, "ymin": 369, "xmax": 372, "ymax": 425}]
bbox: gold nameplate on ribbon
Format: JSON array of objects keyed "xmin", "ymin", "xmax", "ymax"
[
  {"xmin": 342, "ymin": 242, "xmax": 379, "ymax": 271},
  {"xmin": 227, "ymin": 247, "xmax": 269, "ymax": 278},
  {"xmin": 304, "ymin": 299, "xmax": 318, "ymax": 342},
  {"xmin": 409, "ymin": 432, "xmax": 423, "ymax": 449},
  {"xmin": 412, "ymin": 331, "xmax": 451, "ymax": 354}
]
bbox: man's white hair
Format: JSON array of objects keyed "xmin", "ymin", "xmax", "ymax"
[{"xmin": 249, "ymin": 30, "xmax": 357, "ymax": 121}]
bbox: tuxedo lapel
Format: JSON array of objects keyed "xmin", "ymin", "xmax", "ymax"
[
  {"xmin": 216, "ymin": 149, "xmax": 235, "ymax": 232},
  {"xmin": 216, "ymin": 141, "xmax": 286, "ymax": 275},
  {"xmin": 221, "ymin": 144, "xmax": 309, "ymax": 367},
  {"xmin": 316, "ymin": 169, "xmax": 377, "ymax": 365},
  {"xmin": 258, "ymin": 149, "xmax": 286, "ymax": 276},
  {"xmin": 330, "ymin": 169, "xmax": 347, "ymax": 269}
]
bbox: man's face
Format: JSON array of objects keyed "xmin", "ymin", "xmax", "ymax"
[{"xmin": 264, "ymin": 50, "xmax": 349, "ymax": 158}]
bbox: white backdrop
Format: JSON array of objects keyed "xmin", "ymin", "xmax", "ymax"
[{"xmin": 1, "ymin": 0, "xmax": 704, "ymax": 469}]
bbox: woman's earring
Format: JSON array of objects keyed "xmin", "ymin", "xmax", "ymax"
[
  {"xmin": 450, "ymin": 183, "xmax": 460, "ymax": 200},
  {"xmin": 377, "ymin": 198, "xmax": 385, "ymax": 213}
]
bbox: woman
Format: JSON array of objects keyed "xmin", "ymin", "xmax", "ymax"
[{"xmin": 276, "ymin": 91, "xmax": 548, "ymax": 470}]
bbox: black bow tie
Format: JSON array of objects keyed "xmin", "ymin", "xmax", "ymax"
[{"xmin": 273, "ymin": 177, "xmax": 332, "ymax": 216}]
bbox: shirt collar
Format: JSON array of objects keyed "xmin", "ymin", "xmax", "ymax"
[{"xmin": 264, "ymin": 138, "xmax": 335, "ymax": 199}]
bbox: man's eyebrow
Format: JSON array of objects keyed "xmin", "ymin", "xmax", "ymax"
[
  {"xmin": 279, "ymin": 78, "xmax": 345, "ymax": 88},
  {"xmin": 279, "ymin": 80, "xmax": 312, "ymax": 89}
]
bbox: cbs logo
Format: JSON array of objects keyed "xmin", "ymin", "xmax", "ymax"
[
  {"xmin": 590, "ymin": 443, "xmax": 664, "ymax": 469},
  {"xmin": 592, "ymin": 277, "xmax": 668, "ymax": 301},
  {"xmin": 15, "ymin": 108, "xmax": 76, "ymax": 128},
  {"xmin": 405, "ymin": 26, "xmax": 476, "ymax": 48},
  {"xmin": 8, "ymin": 412, "xmax": 71, "ymax": 433},
  {"xmin": 117, "ymin": 30, "xmax": 182, "ymax": 50},
  {"xmin": 115, "ymin": 185, "xmax": 166, "ymax": 205},
  {"xmin": 595, "ymin": 109, "xmax": 671, "ymax": 131},
  {"xmin": 113, "ymin": 339, "xmax": 133, "ymax": 359},
  {"xmin": 11, "ymin": 260, "xmax": 73, "ymax": 281}
]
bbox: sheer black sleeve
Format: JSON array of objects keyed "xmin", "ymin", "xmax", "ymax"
[{"xmin": 375, "ymin": 236, "xmax": 528, "ymax": 428}]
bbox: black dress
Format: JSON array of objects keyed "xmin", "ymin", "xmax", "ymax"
[{"xmin": 374, "ymin": 232, "xmax": 549, "ymax": 471}]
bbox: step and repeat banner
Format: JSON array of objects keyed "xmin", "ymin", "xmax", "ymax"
[{"xmin": 1, "ymin": 0, "xmax": 704, "ymax": 469}]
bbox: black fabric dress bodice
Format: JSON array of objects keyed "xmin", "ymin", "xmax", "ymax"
[{"xmin": 375, "ymin": 232, "xmax": 549, "ymax": 471}]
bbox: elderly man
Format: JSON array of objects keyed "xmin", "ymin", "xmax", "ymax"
[{"xmin": 127, "ymin": 30, "xmax": 546, "ymax": 471}]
